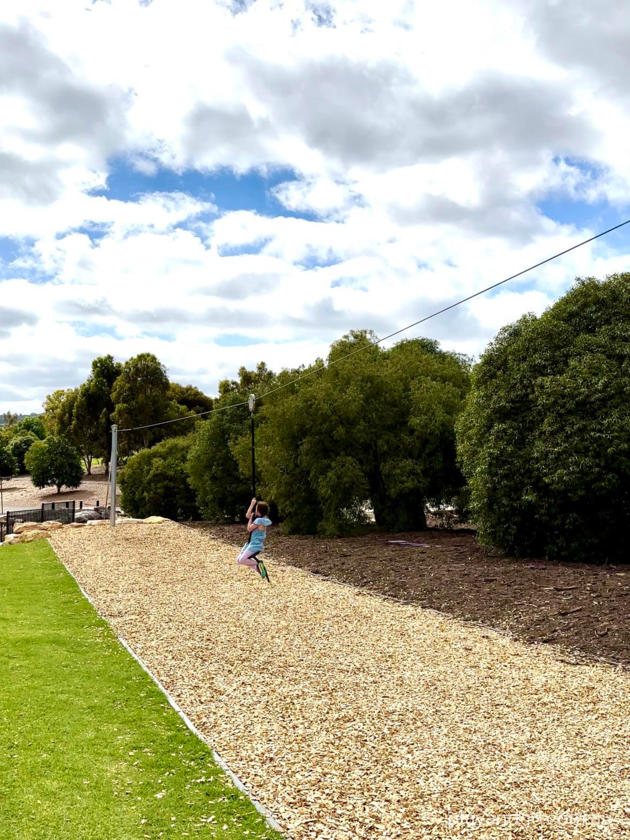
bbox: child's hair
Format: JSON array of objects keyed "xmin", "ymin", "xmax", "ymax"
[{"xmin": 256, "ymin": 501, "xmax": 269, "ymax": 517}]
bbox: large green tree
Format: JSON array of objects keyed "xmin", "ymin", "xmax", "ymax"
[
  {"xmin": 43, "ymin": 389, "xmax": 78, "ymax": 437},
  {"xmin": 254, "ymin": 331, "xmax": 470, "ymax": 535},
  {"xmin": 111, "ymin": 353, "xmax": 177, "ymax": 453},
  {"xmin": 25, "ymin": 437, "xmax": 83, "ymax": 493},
  {"xmin": 168, "ymin": 383, "xmax": 214, "ymax": 415},
  {"xmin": 71, "ymin": 355, "xmax": 123, "ymax": 473},
  {"xmin": 457, "ymin": 273, "xmax": 630, "ymax": 563}
]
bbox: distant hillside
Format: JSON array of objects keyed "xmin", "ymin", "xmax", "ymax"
[{"xmin": 0, "ymin": 413, "xmax": 40, "ymax": 426}]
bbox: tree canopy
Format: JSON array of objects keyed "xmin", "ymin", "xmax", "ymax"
[
  {"xmin": 457, "ymin": 273, "xmax": 630, "ymax": 562},
  {"xmin": 25, "ymin": 436, "xmax": 83, "ymax": 493},
  {"xmin": 0, "ymin": 441, "xmax": 18, "ymax": 478},
  {"xmin": 8, "ymin": 431, "xmax": 38, "ymax": 473},
  {"xmin": 253, "ymin": 331, "xmax": 470, "ymax": 534}
]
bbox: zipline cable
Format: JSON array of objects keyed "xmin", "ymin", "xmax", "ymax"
[
  {"xmin": 256, "ymin": 217, "xmax": 630, "ymax": 401},
  {"xmin": 117, "ymin": 216, "xmax": 630, "ymax": 433},
  {"xmin": 117, "ymin": 397, "xmax": 249, "ymax": 432}
]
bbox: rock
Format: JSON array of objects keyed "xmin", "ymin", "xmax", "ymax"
[
  {"xmin": 117, "ymin": 518, "xmax": 143, "ymax": 524},
  {"xmin": 87, "ymin": 519, "xmax": 110, "ymax": 526},
  {"xmin": 21, "ymin": 531, "xmax": 49, "ymax": 542},
  {"xmin": 13, "ymin": 522, "xmax": 46, "ymax": 535},
  {"xmin": 143, "ymin": 516, "xmax": 170, "ymax": 524},
  {"xmin": 39, "ymin": 521, "xmax": 64, "ymax": 531},
  {"xmin": 67, "ymin": 522, "xmax": 86, "ymax": 528},
  {"xmin": 75, "ymin": 510, "xmax": 104, "ymax": 523},
  {"xmin": 3, "ymin": 534, "xmax": 22, "ymax": 545}
]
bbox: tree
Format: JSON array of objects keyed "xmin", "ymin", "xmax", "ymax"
[
  {"xmin": 456, "ymin": 273, "xmax": 630, "ymax": 563},
  {"xmin": 186, "ymin": 364, "xmax": 278, "ymax": 522},
  {"xmin": 43, "ymin": 389, "xmax": 78, "ymax": 437},
  {"xmin": 187, "ymin": 393, "xmax": 252, "ymax": 522},
  {"xmin": 72, "ymin": 355, "xmax": 123, "ymax": 472},
  {"xmin": 13, "ymin": 416, "xmax": 46, "ymax": 439},
  {"xmin": 43, "ymin": 386, "xmax": 97, "ymax": 473},
  {"xmin": 168, "ymin": 383, "xmax": 214, "ymax": 415},
  {"xmin": 25, "ymin": 437, "xmax": 84, "ymax": 493},
  {"xmin": 0, "ymin": 441, "xmax": 18, "ymax": 478},
  {"xmin": 120, "ymin": 436, "xmax": 199, "ymax": 520},
  {"xmin": 111, "ymin": 353, "xmax": 174, "ymax": 453},
  {"xmin": 254, "ymin": 332, "xmax": 470, "ymax": 535},
  {"xmin": 8, "ymin": 432, "xmax": 38, "ymax": 473}
]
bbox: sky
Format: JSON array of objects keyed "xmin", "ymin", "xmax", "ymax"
[{"xmin": 1, "ymin": 0, "xmax": 630, "ymax": 414}]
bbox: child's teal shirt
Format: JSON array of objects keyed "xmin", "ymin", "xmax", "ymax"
[{"xmin": 249, "ymin": 516, "xmax": 272, "ymax": 552}]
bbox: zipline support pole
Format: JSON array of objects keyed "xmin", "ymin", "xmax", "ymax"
[
  {"xmin": 248, "ymin": 394, "xmax": 256, "ymax": 499},
  {"xmin": 110, "ymin": 424, "xmax": 117, "ymax": 527}
]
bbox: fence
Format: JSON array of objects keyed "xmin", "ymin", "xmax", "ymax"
[
  {"xmin": 1, "ymin": 500, "xmax": 111, "ymax": 541},
  {"xmin": 4, "ymin": 501, "xmax": 77, "ymax": 536}
]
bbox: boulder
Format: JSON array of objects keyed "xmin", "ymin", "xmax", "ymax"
[
  {"xmin": 2, "ymin": 533, "xmax": 22, "ymax": 545},
  {"xmin": 87, "ymin": 519, "xmax": 110, "ymax": 526},
  {"xmin": 75, "ymin": 510, "xmax": 104, "ymax": 523},
  {"xmin": 143, "ymin": 516, "xmax": 170, "ymax": 524},
  {"xmin": 13, "ymin": 522, "xmax": 46, "ymax": 535},
  {"xmin": 67, "ymin": 522, "xmax": 86, "ymax": 528},
  {"xmin": 21, "ymin": 530, "xmax": 49, "ymax": 542},
  {"xmin": 39, "ymin": 521, "xmax": 64, "ymax": 531}
]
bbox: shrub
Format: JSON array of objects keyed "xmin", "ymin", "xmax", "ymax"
[
  {"xmin": 120, "ymin": 436, "xmax": 199, "ymax": 520},
  {"xmin": 457, "ymin": 273, "xmax": 630, "ymax": 562}
]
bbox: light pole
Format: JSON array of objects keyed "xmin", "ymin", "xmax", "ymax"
[
  {"xmin": 248, "ymin": 394, "xmax": 256, "ymax": 499},
  {"xmin": 109, "ymin": 424, "xmax": 117, "ymax": 527}
]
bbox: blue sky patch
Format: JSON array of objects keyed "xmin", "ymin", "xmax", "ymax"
[
  {"xmin": 537, "ymin": 196, "xmax": 625, "ymax": 232},
  {"xmin": 0, "ymin": 237, "xmax": 22, "ymax": 264},
  {"xmin": 70, "ymin": 321, "xmax": 120, "ymax": 338},
  {"xmin": 93, "ymin": 158, "xmax": 317, "ymax": 220},
  {"xmin": 299, "ymin": 252, "xmax": 341, "ymax": 269},
  {"xmin": 215, "ymin": 333, "xmax": 264, "ymax": 347},
  {"xmin": 218, "ymin": 239, "xmax": 272, "ymax": 257}
]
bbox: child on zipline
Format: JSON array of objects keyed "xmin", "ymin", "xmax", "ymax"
[{"xmin": 237, "ymin": 497, "xmax": 272, "ymax": 581}]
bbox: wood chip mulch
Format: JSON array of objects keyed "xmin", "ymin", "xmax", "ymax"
[{"xmin": 50, "ymin": 523, "xmax": 629, "ymax": 840}]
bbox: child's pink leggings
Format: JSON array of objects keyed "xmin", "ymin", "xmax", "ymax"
[{"xmin": 237, "ymin": 544, "xmax": 259, "ymax": 570}]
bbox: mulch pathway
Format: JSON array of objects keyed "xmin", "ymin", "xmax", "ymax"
[
  {"xmin": 190, "ymin": 524, "xmax": 630, "ymax": 670},
  {"xmin": 50, "ymin": 523, "xmax": 629, "ymax": 840}
]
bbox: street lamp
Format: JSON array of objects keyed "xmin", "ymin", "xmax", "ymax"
[{"xmin": 248, "ymin": 394, "xmax": 256, "ymax": 498}]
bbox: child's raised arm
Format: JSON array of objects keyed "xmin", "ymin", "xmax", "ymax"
[{"xmin": 246, "ymin": 497, "xmax": 257, "ymax": 519}]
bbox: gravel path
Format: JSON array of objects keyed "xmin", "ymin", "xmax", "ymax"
[
  {"xmin": 50, "ymin": 523, "xmax": 629, "ymax": 840},
  {"xmin": 1, "ymin": 470, "xmax": 113, "ymax": 512}
]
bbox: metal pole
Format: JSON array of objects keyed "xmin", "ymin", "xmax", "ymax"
[
  {"xmin": 110, "ymin": 424, "xmax": 117, "ymax": 527},
  {"xmin": 248, "ymin": 394, "xmax": 256, "ymax": 499}
]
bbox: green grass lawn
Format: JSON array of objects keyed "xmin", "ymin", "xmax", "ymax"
[{"xmin": 0, "ymin": 540, "xmax": 282, "ymax": 840}]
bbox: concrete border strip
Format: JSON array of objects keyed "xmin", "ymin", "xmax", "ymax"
[{"xmin": 59, "ymin": 554, "xmax": 287, "ymax": 838}]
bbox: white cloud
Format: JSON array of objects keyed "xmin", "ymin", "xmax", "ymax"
[{"xmin": 1, "ymin": 0, "xmax": 630, "ymax": 414}]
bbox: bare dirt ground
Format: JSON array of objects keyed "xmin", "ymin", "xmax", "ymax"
[
  {"xmin": 50, "ymin": 523, "xmax": 630, "ymax": 840},
  {"xmin": 0, "ymin": 467, "xmax": 117, "ymax": 512},
  {"xmin": 187, "ymin": 523, "xmax": 630, "ymax": 670}
]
